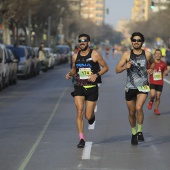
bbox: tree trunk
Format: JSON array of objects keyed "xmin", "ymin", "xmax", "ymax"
[{"xmin": 2, "ymin": 22, "xmax": 11, "ymax": 45}]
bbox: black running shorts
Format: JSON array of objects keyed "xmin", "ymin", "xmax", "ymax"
[
  {"xmin": 150, "ymin": 84, "xmax": 163, "ymax": 92},
  {"xmin": 73, "ymin": 85, "xmax": 98, "ymax": 101},
  {"xmin": 125, "ymin": 89, "xmax": 148, "ymax": 101}
]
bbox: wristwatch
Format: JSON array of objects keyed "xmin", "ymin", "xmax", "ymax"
[{"xmin": 96, "ymin": 72, "xmax": 100, "ymax": 77}]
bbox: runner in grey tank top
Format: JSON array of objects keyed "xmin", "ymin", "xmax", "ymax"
[
  {"xmin": 126, "ymin": 49, "xmax": 148, "ymax": 90},
  {"xmin": 115, "ymin": 32, "xmax": 155, "ymax": 146}
]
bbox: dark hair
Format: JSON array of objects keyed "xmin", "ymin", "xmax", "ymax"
[
  {"xmin": 79, "ymin": 33, "xmax": 90, "ymax": 41},
  {"xmin": 75, "ymin": 45, "xmax": 78, "ymax": 49},
  {"xmin": 130, "ymin": 32, "xmax": 145, "ymax": 42},
  {"xmin": 155, "ymin": 48, "xmax": 162, "ymax": 54}
]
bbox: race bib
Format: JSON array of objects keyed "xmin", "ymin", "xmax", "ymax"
[
  {"xmin": 78, "ymin": 68, "xmax": 92, "ymax": 79},
  {"xmin": 137, "ymin": 85, "xmax": 150, "ymax": 92},
  {"xmin": 153, "ymin": 72, "xmax": 162, "ymax": 80}
]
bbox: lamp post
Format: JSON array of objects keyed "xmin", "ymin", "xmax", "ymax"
[
  {"xmin": 47, "ymin": 16, "xmax": 51, "ymax": 47},
  {"xmin": 27, "ymin": 9, "xmax": 31, "ymax": 46}
]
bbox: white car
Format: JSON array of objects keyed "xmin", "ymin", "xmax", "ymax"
[
  {"xmin": 6, "ymin": 49, "xmax": 18, "ymax": 85},
  {"xmin": 0, "ymin": 43, "xmax": 10, "ymax": 89},
  {"xmin": 44, "ymin": 47, "xmax": 55, "ymax": 68}
]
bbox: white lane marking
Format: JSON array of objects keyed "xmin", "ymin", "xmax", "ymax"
[
  {"xmin": 82, "ymin": 141, "xmax": 93, "ymax": 159},
  {"xmin": 18, "ymin": 88, "xmax": 68, "ymax": 170},
  {"xmin": 94, "ymin": 105, "xmax": 97, "ymax": 112},
  {"xmin": 164, "ymin": 78, "xmax": 170, "ymax": 84},
  {"xmin": 88, "ymin": 121, "xmax": 96, "ymax": 129}
]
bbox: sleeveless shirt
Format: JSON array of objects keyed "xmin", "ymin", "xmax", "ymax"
[
  {"xmin": 74, "ymin": 49, "xmax": 101, "ymax": 86},
  {"xmin": 125, "ymin": 50, "xmax": 148, "ymax": 89}
]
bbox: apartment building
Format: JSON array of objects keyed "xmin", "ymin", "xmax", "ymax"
[
  {"xmin": 131, "ymin": 0, "xmax": 150, "ymax": 22},
  {"xmin": 131, "ymin": 0, "xmax": 170, "ymax": 22},
  {"xmin": 68, "ymin": 0, "xmax": 105, "ymax": 26}
]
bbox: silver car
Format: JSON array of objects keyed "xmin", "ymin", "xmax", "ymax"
[
  {"xmin": 0, "ymin": 43, "xmax": 10, "ymax": 89},
  {"xmin": 6, "ymin": 45, "xmax": 32, "ymax": 79},
  {"xmin": 6, "ymin": 49, "xmax": 18, "ymax": 85}
]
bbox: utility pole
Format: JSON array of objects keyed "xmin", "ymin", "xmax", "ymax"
[
  {"xmin": 47, "ymin": 16, "xmax": 51, "ymax": 47},
  {"xmin": 28, "ymin": 9, "xmax": 31, "ymax": 46}
]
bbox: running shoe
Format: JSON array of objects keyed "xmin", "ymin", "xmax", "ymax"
[
  {"xmin": 88, "ymin": 114, "xmax": 95, "ymax": 125},
  {"xmin": 148, "ymin": 101, "xmax": 153, "ymax": 110},
  {"xmin": 131, "ymin": 134, "xmax": 138, "ymax": 145},
  {"xmin": 154, "ymin": 109, "xmax": 160, "ymax": 115},
  {"xmin": 77, "ymin": 139, "xmax": 85, "ymax": 148},
  {"xmin": 137, "ymin": 132, "xmax": 144, "ymax": 142}
]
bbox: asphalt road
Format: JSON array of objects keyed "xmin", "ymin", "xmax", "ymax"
[{"xmin": 0, "ymin": 51, "xmax": 170, "ymax": 170}]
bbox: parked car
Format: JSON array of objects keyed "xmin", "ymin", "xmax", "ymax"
[
  {"xmin": 26, "ymin": 46, "xmax": 40, "ymax": 76},
  {"xmin": 6, "ymin": 45, "xmax": 32, "ymax": 79},
  {"xmin": 6, "ymin": 49, "xmax": 18, "ymax": 85},
  {"xmin": 34, "ymin": 47, "xmax": 48, "ymax": 72},
  {"xmin": 56, "ymin": 45, "xmax": 71, "ymax": 63},
  {"xmin": 51, "ymin": 46, "xmax": 61, "ymax": 65},
  {"xmin": 0, "ymin": 43, "xmax": 11, "ymax": 89},
  {"xmin": 44, "ymin": 47, "xmax": 55, "ymax": 69}
]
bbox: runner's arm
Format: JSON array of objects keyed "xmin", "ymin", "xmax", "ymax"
[
  {"xmin": 115, "ymin": 51, "xmax": 131, "ymax": 73},
  {"xmin": 88, "ymin": 50, "xmax": 109, "ymax": 82},
  {"xmin": 164, "ymin": 64, "xmax": 168, "ymax": 76},
  {"xmin": 146, "ymin": 51, "xmax": 155, "ymax": 74},
  {"xmin": 66, "ymin": 54, "xmax": 77, "ymax": 80}
]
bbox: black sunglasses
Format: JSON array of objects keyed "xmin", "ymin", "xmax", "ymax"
[
  {"xmin": 78, "ymin": 39, "xmax": 88, "ymax": 43},
  {"xmin": 132, "ymin": 39, "xmax": 142, "ymax": 42}
]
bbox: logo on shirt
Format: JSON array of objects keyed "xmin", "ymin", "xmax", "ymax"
[{"xmin": 76, "ymin": 63, "xmax": 92, "ymax": 68}]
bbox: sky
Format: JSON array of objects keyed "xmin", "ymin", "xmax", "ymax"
[{"xmin": 105, "ymin": 0, "xmax": 134, "ymax": 28}]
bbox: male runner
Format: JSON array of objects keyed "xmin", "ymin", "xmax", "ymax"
[
  {"xmin": 66, "ymin": 33, "xmax": 108, "ymax": 148},
  {"xmin": 115, "ymin": 32, "xmax": 155, "ymax": 145},
  {"xmin": 148, "ymin": 49, "xmax": 168, "ymax": 115}
]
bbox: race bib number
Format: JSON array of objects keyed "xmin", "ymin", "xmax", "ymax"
[
  {"xmin": 137, "ymin": 85, "xmax": 150, "ymax": 92},
  {"xmin": 153, "ymin": 72, "xmax": 162, "ymax": 80},
  {"xmin": 79, "ymin": 68, "xmax": 92, "ymax": 79}
]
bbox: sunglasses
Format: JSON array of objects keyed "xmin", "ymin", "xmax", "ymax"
[
  {"xmin": 78, "ymin": 39, "xmax": 88, "ymax": 43},
  {"xmin": 132, "ymin": 39, "xmax": 142, "ymax": 42}
]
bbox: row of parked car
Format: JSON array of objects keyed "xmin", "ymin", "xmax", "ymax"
[{"xmin": 0, "ymin": 43, "xmax": 72, "ymax": 91}]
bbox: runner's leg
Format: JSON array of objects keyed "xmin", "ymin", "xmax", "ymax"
[
  {"xmin": 136, "ymin": 93, "xmax": 147, "ymax": 125},
  {"xmin": 126, "ymin": 100, "xmax": 136, "ymax": 128},
  {"xmin": 150, "ymin": 89, "xmax": 156, "ymax": 102},
  {"xmin": 74, "ymin": 96, "xmax": 85, "ymax": 136},
  {"xmin": 155, "ymin": 91, "xmax": 161, "ymax": 110},
  {"xmin": 85, "ymin": 100, "xmax": 96, "ymax": 121}
]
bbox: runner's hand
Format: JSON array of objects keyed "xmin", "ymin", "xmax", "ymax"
[
  {"xmin": 126, "ymin": 61, "xmax": 132, "ymax": 69},
  {"xmin": 147, "ymin": 69, "xmax": 153, "ymax": 75},
  {"xmin": 88, "ymin": 74, "xmax": 97, "ymax": 82},
  {"xmin": 66, "ymin": 72, "xmax": 71, "ymax": 80}
]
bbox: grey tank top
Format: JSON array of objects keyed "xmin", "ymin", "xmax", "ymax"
[{"xmin": 125, "ymin": 50, "xmax": 149, "ymax": 89}]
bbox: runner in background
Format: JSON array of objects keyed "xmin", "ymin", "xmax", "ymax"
[{"xmin": 147, "ymin": 49, "xmax": 168, "ymax": 115}]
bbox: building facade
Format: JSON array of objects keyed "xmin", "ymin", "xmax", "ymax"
[
  {"xmin": 68, "ymin": 0, "xmax": 105, "ymax": 26},
  {"xmin": 131, "ymin": 0, "xmax": 150, "ymax": 22},
  {"xmin": 131, "ymin": 0, "xmax": 170, "ymax": 22}
]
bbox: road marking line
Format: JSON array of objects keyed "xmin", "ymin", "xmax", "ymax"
[
  {"xmin": 88, "ymin": 121, "xmax": 96, "ymax": 129},
  {"xmin": 164, "ymin": 78, "xmax": 170, "ymax": 84},
  {"xmin": 94, "ymin": 105, "xmax": 97, "ymax": 112},
  {"xmin": 82, "ymin": 141, "xmax": 93, "ymax": 159},
  {"xmin": 18, "ymin": 88, "xmax": 68, "ymax": 170}
]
